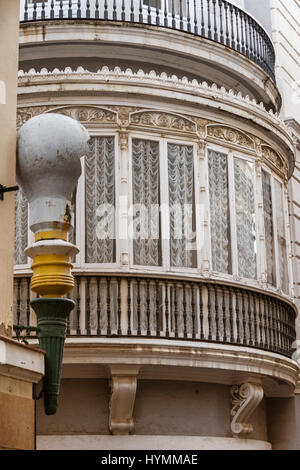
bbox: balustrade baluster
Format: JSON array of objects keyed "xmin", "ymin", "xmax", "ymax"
[
  {"xmin": 113, "ymin": 0, "xmax": 117, "ymax": 21},
  {"xmin": 97, "ymin": 277, "xmax": 101, "ymax": 335},
  {"xmin": 247, "ymin": 292, "xmax": 252, "ymax": 346},
  {"xmin": 104, "ymin": 0, "xmax": 108, "ymax": 20},
  {"xmin": 214, "ymin": 286, "xmax": 220, "ymax": 342},
  {"xmin": 121, "ymin": 0, "xmax": 125, "ymax": 21},
  {"xmin": 222, "ymin": 286, "xmax": 227, "ymax": 342},
  {"xmin": 235, "ymin": 290, "xmax": 241, "ymax": 344},
  {"xmin": 146, "ymin": 279, "xmax": 151, "ymax": 336},
  {"xmin": 270, "ymin": 297, "xmax": 277, "ymax": 352},
  {"xmin": 130, "ymin": 0, "xmax": 134, "ymax": 22},
  {"xmin": 41, "ymin": 0, "xmax": 46, "ymax": 20},
  {"xmin": 258, "ymin": 295, "xmax": 263, "ymax": 347},
  {"xmin": 174, "ymin": 282, "xmax": 178, "ymax": 337},
  {"xmin": 77, "ymin": 0, "xmax": 81, "ymax": 19},
  {"xmin": 85, "ymin": 0, "xmax": 90, "ymax": 18},
  {"xmin": 235, "ymin": 6, "xmax": 240, "ymax": 52},
  {"xmin": 148, "ymin": 0, "xmax": 152, "ymax": 24},
  {"xmin": 33, "ymin": 0, "xmax": 37, "ymax": 20},
  {"xmin": 76, "ymin": 276, "xmax": 81, "ymax": 335},
  {"xmin": 183, "ymin": 282, "xmax": 187, "ymax": 338},
  {"xmin": 16, "ymin": 279, "xmax": 21, "ymax": 326},
  {"xmin": 187, "ymin": 0, "xmax": 191, "ymax": 32},
  {"xmin": 219, "ymin": 0, "xmax": 224, "ymax": 44},
  {"xmin": 253, "ymin": 293, "xmax": 258, "ymax": 347},
  {"xmin": 117, "ymin": 278, "xmax": 121, "ymax": 335},
  {"xmin": 59, "ymin": 0, "xmax": 63, "ymax": 18},
  {"xmin": 207, "ymin": 284, "xmax": 212, "ymax": 340},
  {"xmin": 26, "ymin": 278, "xmax": 30, "ymax": 327},
  {"xmin": 127, "ymin": 278, "xmax": 132, "ymax": 335},
  {"xmin": 68, "ymin": 0, "xmax": 72, "ymax": 19},
  {"xmin": 244, "ymin": 14, "xmax": 249, "ymax": 57},
  {"xmin": 24, "ymin": 0, "xmax": 28, "ymax": 21},
  {"xmin": 95, "ymin": 0, "xmax": 99, "ymax": 19},
  {"xmin": 156, "ymin": 0, "xmax": 160, "ymax": 25},
  {"xmin": 212, "ymin": 0, "xmax": 217, "ymax": 41},
  {"xmin": 200, "ymin": 0, "xmax": 204, "ymax": 36},
  {"xmin": 229, "ymin": 287, "xmax": 234, "ymax": 343},
  {"xmin": 276, "ymin": 299, "xmax": 283, "ymax": 353},
  {"xmin": 86, "ymin": 277, "xmax": 91, "ymax": 335},
  {"xmin": 106, "ymin": 277, "xmax": 111, "ymax": 335},
  {"xmin": 139, "ymin": 0, "xmax": 143, "ymax": 23},
  {"xmin": 199, "ymin": 284, "xmax": 204, "ymax": 339},
  {"xmin": 267, "ymin": 296, "xmax": 272, "ymax": 350},
  {"xmin": 191, "ymin": 284, "xmax": 196, "ymax": 339},
  {"xmin": 137, "ymin": 278, "xmax": 141, "ymax": 335},
  {"xmin": 207, "ymin": 0, "xmax": 212, "ymax": 39},
  {"xmin": 263, "ymin": 295, "xmax": 268, "ymax": 349},
  {"xmin": 229, "ymin": 3, "xmax": 234, "ymax": 48},
  {"xmin": 241, "ymin": 290, "xmax": 246, "ymax": 345},
  {"xmin": 172, "ymin": 0, "xmax": 176, "ymax": 28},
  {"xmin": 164, "ymin": 0, "xmax": 168, "ymax": 27},
  {"xmin": 224, "ymin": 1, "xmax": 229, "ymax": 46},
  {"xmin": 155, "ymin": 279, "xmax": 160, "ymax": 336},
  {"xmin": 249, "ymin": 17, "xmax": 254, "ymax": 60},
  {"xmin": 165, "ymin": 281, "xmax": 170, "ymax": 337},
  {"xmin": 179, "ymin": 0, "xmax": 184, "ymax": 30},
  {"xmin": 240, "ymin": 10, "xmax": 245, "ymax": 55}
]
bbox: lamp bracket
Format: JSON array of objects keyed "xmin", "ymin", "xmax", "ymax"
[{"xmin": 0, "ymin": 184, "xmax": 19, "ymax": 200}]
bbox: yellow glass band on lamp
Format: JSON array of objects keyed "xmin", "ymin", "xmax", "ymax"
[
  {"xmin": 35, "ymin": 230, "xmax": 68, "ymax": 242},
  {"xmin": 30, "ymin": 253, "xmax": 74, "ymax": 297}
]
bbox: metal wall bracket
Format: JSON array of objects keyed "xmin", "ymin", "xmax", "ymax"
[{"xmin": 0, "ymin": 184, "xmax": 19, "ymax": 200}]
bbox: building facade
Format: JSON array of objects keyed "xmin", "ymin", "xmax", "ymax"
[{"xmin": 14, "ymin": 0, "xmax": 300, "ymax": 449}]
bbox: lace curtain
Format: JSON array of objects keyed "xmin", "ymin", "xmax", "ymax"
[
  {"xmin": 234, "ymin": 158, "xmax": 256, "ymax": 279},
  {"xmin": 85, "ymin": 136, "xmax": 115, "ymax": 263},
  {"xmin": 208, "ymin": 149, "xmax": 231, "ymax": 274},
  {"xmin": 132, "ymin": 138, "xmax": 161, "ymax": 266},
  {"xmin": 274, "ymin": 180, "xmax": 289, "ymax": 293},
  {"xmin": 14, "ymin": 187, "xmax": 28, "ymax": 265},
  {"xmin": 262, "ymin": 170, "xmax": 276, "ymax": 286},
  {"xmin": 168, "ymin": 143, "xmax": 196, "ymax": 268}
]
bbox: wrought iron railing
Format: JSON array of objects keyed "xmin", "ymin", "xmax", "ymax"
[
  {"xmin": 14, "ymin": 274, "xmax": 296, "ymax": 358},
  {"xmin": 20, "ymin": 1, "xmax": 276, "ymax": 82}
]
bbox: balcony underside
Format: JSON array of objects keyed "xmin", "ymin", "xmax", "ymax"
[{"xmin": 19, "ymin": 20, "xmax": 280, "ymax": 111}]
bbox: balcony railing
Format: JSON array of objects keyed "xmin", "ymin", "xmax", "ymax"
[
  {"xmin": 20, "ymin": 1, "xmax": 276, "ymax": 82},
  {"xmin": 14, "ymin": 274, "xmax": 296, "ymax": 358}
]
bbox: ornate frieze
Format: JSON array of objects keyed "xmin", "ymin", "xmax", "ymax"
[
  {"xmin": 16, "ymin": 105, "xmax": 288, "ymax": 177},
  {"xmin": 207, "ymin": 125, "xmax": 255, "ymax": 150},
  {"xmin": 130, "ymin": 111, "xmax": 197, "ymax": 134}
]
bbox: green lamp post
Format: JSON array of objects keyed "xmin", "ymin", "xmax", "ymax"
[{"xmin": 17, "ymin": 113, "xmax": 89, "ymax": 414}]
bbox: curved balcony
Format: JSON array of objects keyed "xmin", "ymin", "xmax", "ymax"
[
  {"xmin": 14, "ymin": 273, "xmax": 296, "ymax": 359},
  {"xmin": 20, "ymin": 1, "xmax": 276, "ymax": 83}
]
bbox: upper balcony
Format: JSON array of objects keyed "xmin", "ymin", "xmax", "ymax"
[{"xmin": 19, "ymin": 0, "xmax": 280, "ymax": 111}]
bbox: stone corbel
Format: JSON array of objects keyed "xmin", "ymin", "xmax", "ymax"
[
  {"xmin": 230, "ymin": 382, "xmax": 264, "ymax": 436},
  {"xmin": 108, "ymin": 365, "xmax": 140, "ymax": 435}
]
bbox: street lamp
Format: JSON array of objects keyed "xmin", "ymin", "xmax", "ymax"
[{"xmin": 17, "ymin": 113, "xmax": 89, "ymax": 414}]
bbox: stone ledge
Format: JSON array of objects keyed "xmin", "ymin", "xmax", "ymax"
[{"xmin": 0, "ymin": 335, "xmax": 44, "ymax": 383}]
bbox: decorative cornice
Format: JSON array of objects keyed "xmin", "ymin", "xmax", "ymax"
[
  {"xmin": 17, "ymin": 66, "xmax": 293, "ymax": 140},
  {"xmin": 130, "ymin": 110, "xmax": 197, "ymax": 134},
  {"xmin": 230, "ymin": 382, "xmax": 264, "ymax": 435}
]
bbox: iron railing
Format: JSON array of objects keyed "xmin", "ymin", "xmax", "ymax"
[
  {"xmin": 20, "ymin": 1, "xmax": 276, "ymax": 82},
  {"xmin": 14, "ymin": 274, "xmax": 296, "ymax": 358}
]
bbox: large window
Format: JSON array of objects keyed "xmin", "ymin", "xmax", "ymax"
[
  {"xmin": 132, "ymin": 138, "xmax": 161, "ymax": 266},
  {"xmin": 208, "ymin": 149, "xmax": 257, "ymax": 280},
  {"xmin": 262, "ymin": 170, "xmax": 276, "ymax": 286},
  {"xmin": 85, "ymin": 136, "xmax": 116, "ymax": 264}
]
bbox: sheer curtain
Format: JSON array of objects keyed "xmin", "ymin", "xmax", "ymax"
[
  {"xmin": 262, "ymin": 170, "xmax": 276, "ymax": 286},
  {"xmin": 168, "ymin": 143, "xmax": 196, "ymax": 268},
  {"xmin": 14, "ymin": 187, "xmax": 28, "ymax": 265},
  {"xmin": 208, "ymin": 149, "xmax": 231, "ymax": 274},
  {"xmin": 274, "ymin": 180, "xmax": 289, "ymax": 294},
  {"xmin": 234, "ymin": 158, "xmax": 256, "ymax": 279},
  {"xmin": 85, "ymin": 136, "xmax": 115, "ymax": 264},
  {"xmin": 132, "ymin": 138, "xmax": 161, "ymax": 266}
]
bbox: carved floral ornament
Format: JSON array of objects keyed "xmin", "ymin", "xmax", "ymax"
[{"xmin": 16, "ymin": 105, "xmax": 288, "ymax": 176}]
